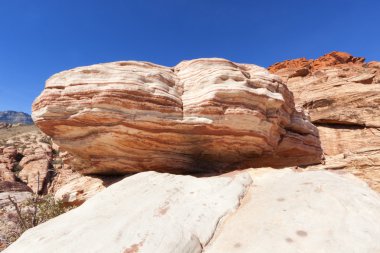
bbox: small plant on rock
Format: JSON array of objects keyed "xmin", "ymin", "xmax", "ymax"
[{"xmin": 4, "ymin": 194, "xmax": 73, "ymax": 246}]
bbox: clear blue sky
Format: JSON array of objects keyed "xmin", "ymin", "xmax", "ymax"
[{"xmin": 1, "ymin": 0, "xmax": 379, "ymax": 114}]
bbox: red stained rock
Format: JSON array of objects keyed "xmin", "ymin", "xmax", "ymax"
[
  {"xmin": 32, "ymin": 58, "xmax": 322, "ymax": 174},
  {"xmin": 269, "ymin": 52, "xmax": 380, "ymax": 192}
]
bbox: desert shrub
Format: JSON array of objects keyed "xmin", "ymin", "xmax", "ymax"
[
  {"xmin": 11, "ymin": 163, "xmax": 23, "ymax": 173},
  {"xmin": 17, "ymin": 144, "xmax": 27, "ymax": 153},
  {"xmin": 3, "ymin": 194, "xmax": 73, "ymax": 247},
  {"xmin": 23, "ymin": 195, "xmax": 72, "ymax": 226},
  {"xmin": 52, "ymin": 149, "xmax": 60, "ymax": 156},
  {"xmin": 38, "ymin": 136, "xmax": 51, "ymax": 145},
  {"xmin": 51, "ymin": 158, "xmax": 63, "ymax": 165}
]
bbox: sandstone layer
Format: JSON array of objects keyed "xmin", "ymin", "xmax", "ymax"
[
  {"xmin": 5, "ymin": 169, "xmax": 380, "ymax": 253},
  {"xmin": 32, "ymin": 58, "xmax": 322, "ymax": 174},
  {"xmin": 269, "ymin": 52, "xmax": 380, "ymax": 191},
  {"xmin": 269, "ymin": 52, "xmax": 379, "ymax": 127}
]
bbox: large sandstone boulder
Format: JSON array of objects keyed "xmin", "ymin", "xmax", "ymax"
[
  {"xmin": 4, "ymin": 169, "xmax": 380, "ymax": 253},
  {"xmin": 269, "ymin": 52, "xmax": 380, "ymax": 192},
  {"xmin": 32, "ymin": 58, "xmax": 322, "ymax": 174}
]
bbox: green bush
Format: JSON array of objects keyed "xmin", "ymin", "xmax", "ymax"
[
  {"xmin": 3, "ymin": 194, "xmax": 73, "ymax": 246},
  {"xmin": 22, "ymin": 195, "xmax": 73, "ymax": 226}
]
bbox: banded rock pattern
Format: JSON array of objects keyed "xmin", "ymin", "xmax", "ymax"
[
  {"xmin": 268, "ymin": 51, "xmax": 379, "ymax": 126},
  {"xmin": 269, "ymin": 52, "xmax": 380, "ymax": 192},
  {"xmin": 32, "ymin": 58, "xmax": 322, "ymax": 174}
]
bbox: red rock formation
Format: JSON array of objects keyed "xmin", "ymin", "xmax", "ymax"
[
  {"xmin": 268, "ymin": 51, "xmax": 365, "ymax": 78},
  {"xmin": 32, "ymin": 58, "xmax": 322, "ymax": 174},
  {"xmin": 0, "ymin": 147, "xmax": 18, "ymax": 182},
  {"xmin": 268, "ymin": 57, "xmax": 312, "ymax": 78},
  {"xmin": 1, "ymin": 127, "xmax": 57, "ymax": 194},
  {"xmin": 269, "ymin": 52, "xmax": 380, "ymax": 191},
  {"xmin": 18, "ymin": 152, "xmax": 51, "ymax": 194}
]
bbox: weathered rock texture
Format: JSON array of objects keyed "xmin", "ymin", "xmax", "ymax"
[
  {"xmin": 47, "ymin": 146, "xmax": 123, "ymax": 206},
  {"xmin": 0, "ymin": 125, "xmax": 113, "ymax": 207},
  {"xmin": 0, "ymin": 147, "xmax": 18, "ymax": 182},
  {"xmin": 0, "ymin": 184, "xmax": 33, "ymax": 250},
  {"xmin": 269, "ymin": 51, "xmax": 380, "ymax": 192},
  {"xmin": 53, "ymin": 176, "xmax": 105, "ymax": 206},
  {"xmin": 203, "ymin": 168, "xmax": 380, "ymax": 253},
  {"xmin": 0, "ymin": 128, "xmax": 54, "ymax": 194},
  {"xmin": 5, "ymin": 169, "xmax": 380, "ymax": 253},
  {"xmin": 269, "ymin": 51, "xmax": 379, "ymax": 127},
  {"xmin": 32, "ymin": 58, "xmax": 322, "ymax": 174},
  {"xmin": 0, "ymin": 125, "xmax": 112, "ymax": 250}
]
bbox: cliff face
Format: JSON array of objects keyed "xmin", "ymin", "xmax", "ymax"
[
  {"xmin": 269, "ymin": 51, "xmax": 380, "ymax": 191},
  {"xmin": 0, "ymin": 111, "xmax": 33, "ymax": 125}
]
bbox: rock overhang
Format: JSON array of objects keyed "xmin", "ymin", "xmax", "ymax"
[{"xmin": 32, "ymin": 58, "xmax": 322, "ymax": 174}]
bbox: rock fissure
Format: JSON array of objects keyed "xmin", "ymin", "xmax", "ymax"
[
  {"xmin": 314, "ymin": 122, "xmax": 367, "ymax": 129},
  {"xmin": 201, "ymin": 175, "xmax": 253, "ymax": 251}
]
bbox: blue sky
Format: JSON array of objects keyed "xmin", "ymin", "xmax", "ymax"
[{"xmin": 1, "ymin": 0, "xmax": 379, "ymax": 113}]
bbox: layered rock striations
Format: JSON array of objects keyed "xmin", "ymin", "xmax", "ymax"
[
  {"xmin": 32, "ymin": 58, "xmax": 322, "ymax": 174},
  {"xmin": 269, "ymin": 51, "xmax": 380, "ymax": 191},
  {"xmin": 269, "ymin": 51, "xmax": 379, "ymax": 127}
]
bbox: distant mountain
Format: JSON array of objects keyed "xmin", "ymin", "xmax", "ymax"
[{"xmin": 0, "ymin": 111, "xmax": 33, "ymax": 124}]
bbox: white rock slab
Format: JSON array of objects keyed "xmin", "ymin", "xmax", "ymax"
[
  {"xmin": 4, "ymin": 171, "xmax": 252, "ymax": 253},
  {"xmin": 4, "ymin": 169, "xmax": 380, "ymax": 253},
  {"xmin": 204, "ymin": 168, "xmax": 380, "ymax": 253},
  {"xmin": 0, "ymin": 191, "xmax": 32, "ymax": 208}
]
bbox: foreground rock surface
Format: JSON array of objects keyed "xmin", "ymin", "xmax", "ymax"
[
  {"xmin": 5, "ymin": 169, "xmax": 380, "ymax": 253},
  {"xmin": 4, "ymin": 170, "xmax": 251, "ymax": 252},
  {"xmin": 32, "ymin": 58, "xmax": 322, "ymax": 174}
]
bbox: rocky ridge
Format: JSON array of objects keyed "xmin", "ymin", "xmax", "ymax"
[
  {"xmin": 0, "ymin": 111, "xmax": 33, "ymax": 125},
  {"xmin": 269, "ymin": 51, "xmax": 380, "ymax": 191}
]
